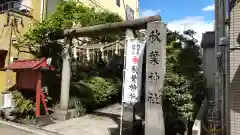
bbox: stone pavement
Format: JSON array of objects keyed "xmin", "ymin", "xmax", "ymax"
[
  {"xmin": 43, "ymin": 104, "xmax": 127, "ymax": 135},
  {"xmin": 0, "ymin": 103, "xmax": 142, "ymax": 135},
  {"xmin": 0, "ymin": 123, "xmax": 31, "ymax": 135},
  {"xmin": 0, "ymin": 119, "xmax": 61, "ymax": 135}
]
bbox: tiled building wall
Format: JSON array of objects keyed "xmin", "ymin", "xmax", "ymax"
[{"xmin": 229, "ymin": 1, "xmax": 240, "ymax": 134}]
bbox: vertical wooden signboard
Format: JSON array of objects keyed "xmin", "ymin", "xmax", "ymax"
[{"xmin": 145, "ymin": 21, "xmax": 166, "ymax": 135}]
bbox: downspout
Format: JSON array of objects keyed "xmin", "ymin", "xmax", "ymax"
[
  {"xmin": 225, "ymin": 0, "xmax": 231, "ymax": 134},
  {"xmin": 219, "ymin": 0, "xmax": 227, "ymax": 134},
  {"xmin": 224, "ymin": 30, "xmax": 230, "ymax": 135},
  {"xmin": 40, "ymin": 0, "xmax": 44, "ymax": 21},
  {"xmin": 214, "ymin": 0, "xmax": 221, "ymax": 122},
  {"xmin": 7, "ymin": 19, "xmax": 13, "ymax": 65},
  {"xmin": 40, "ymin": 0, "xmax": 47, "ymax": 21}
]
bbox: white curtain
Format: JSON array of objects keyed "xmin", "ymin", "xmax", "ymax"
[{"xmin": 3, "ymin": 93, "xmax": 12, "ymax": 109}]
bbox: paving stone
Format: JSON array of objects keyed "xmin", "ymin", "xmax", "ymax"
[{"xmin": 43, "ymin": 104, "xmax": 124, "ymax": 135}]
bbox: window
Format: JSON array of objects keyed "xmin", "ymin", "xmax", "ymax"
[
  {"xmin": 0, "ymin": 0, "xmax": 32, "ymax": 16},
  {"xmin": 0, "ymin": 0, "xmax": 19, "ymax": 5},
  {"xmin": 116, "ymin": 0, "xmax": 120, "ymax": 7},
  {"xmin": 126, "ymin": 5, "xmax": 134, "ymax": 20},
  {"xmin": 0, "ymin": 51, "xmax": 7, "ymax": 69}
]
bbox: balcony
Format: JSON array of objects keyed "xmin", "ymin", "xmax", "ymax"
[{"xmin": 0, "ymin": 1, "xmax": 33, "ymax": 17}]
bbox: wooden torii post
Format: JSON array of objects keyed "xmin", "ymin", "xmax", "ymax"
[{"xmin": 49, "ymin": 15, "xmax": 166, "ymax": 135}]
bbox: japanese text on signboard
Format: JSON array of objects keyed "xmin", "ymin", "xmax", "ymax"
[{"xmin": 123, "ymin": 39, "xmax": 145, "ymax": 104}]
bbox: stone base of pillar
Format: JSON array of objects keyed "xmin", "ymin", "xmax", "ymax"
[
  {"xmin": 122, "ymin": 103, "xmax": 134, "ymax": 121},
  {"xmin": 34, "ymin": 115, "xmax": 54, "ymax": 127},
  {"xmin": 52, "ymin": 109, "xmax": 78, "ymax": 121}
]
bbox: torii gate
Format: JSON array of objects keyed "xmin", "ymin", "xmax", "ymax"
[{"xmin": 49, "ymin": 15, "xmax": 166, "ymax": 135}]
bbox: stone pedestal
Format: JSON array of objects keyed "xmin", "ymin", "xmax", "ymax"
[
  {"xmin": 192, "ymin": 120, "xmax": 201, "ymax": 135},
  {"xmin": 52, "ymin": 109, "xmax": 78, "ymax": 121}
]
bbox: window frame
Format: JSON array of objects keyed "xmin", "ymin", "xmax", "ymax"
[{"xmin": 116, "ymin": 0, "xmax": 120, "ymax": 7}]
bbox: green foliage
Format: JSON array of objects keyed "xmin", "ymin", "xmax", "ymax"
[
  {"xmin": 163, "ymin": 30, "xmax": 206, "ymax": 134},
  {"xmin": 16, "ymin": 0, "xmax": 123, "ymax": 58},
  {"xmin": 83, "ymin": 76, "xmax": 119, "ymax": 110},
  {"xmin": 69, "ymin": 75, "xmax": 120, "ymax": 112},
  {"xmin": 69, "ymin": 59, "xmax": 121, "ymax": 112},
  {"xmin": 163, "ymin": 74, "xmax": 194, "ymax": 120},
  {"xmin": 13, "ymin": 0, "xmax": 123, "ymax": 115},
  {"xmin": 68, "ymin": 96, "xmax": 86, "ymax": 117},
  {"xmin": 12, "ymin": 91, "xmax": 35, "ymax": 119}
]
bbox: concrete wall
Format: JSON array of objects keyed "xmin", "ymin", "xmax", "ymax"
[
  {"xmin": 32, "ymin": 0, "xmax": 43, "ymax": 21},
  {"xmin": 45, "ymin": 0, "xmax": 61, "ymax": 18},
  {"xmin": 0, "ymin": 0, "xmax": 43, "ymax": 107},
  {"xmin": 0, "ymin": 12, "xmax": 34, "ymax": 98},
  {"xmin": 78, "ymin": 0, "xmax": 139, "ymax": 19},
  {"xmin": 45, "ymin": 0, "xmax": 139, "ymax": 20},
  {"xmin": 229, "ymin": 1, "xmax": 240, "ymax": 134},
  {"xmin": 202, "ymin": 47, "xmax": 215, "ymax": 89}
]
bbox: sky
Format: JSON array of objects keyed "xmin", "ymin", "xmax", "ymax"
[{"xmin": 139, "ymin": 0, "xmax": 215, "ymax": 43}]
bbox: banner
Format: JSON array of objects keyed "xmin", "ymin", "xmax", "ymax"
[{"xmin": 122, "ymin": 39, "xmax": 145, "ymax": 104}]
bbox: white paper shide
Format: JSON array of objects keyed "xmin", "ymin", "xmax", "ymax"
[{"xmin": 123, "ymin": 39, "xmax": 145, "ymax": 104}]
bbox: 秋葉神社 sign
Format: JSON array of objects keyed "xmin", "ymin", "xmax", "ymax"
[
  {"xmin": 122, "ymin": 39, "xmax": 145, "ymax": 104},
  {"xmin": 145, "ymin": 21, "xmax": 166, "ymax": 135}
]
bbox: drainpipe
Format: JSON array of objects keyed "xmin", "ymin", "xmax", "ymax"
[
  {"xmin": 218, "ymin": 0, "xmax": 227, "ymax": 134},
  {"xmin": 40, "ymin": 0, "xmax": 44, "ymax": 21},
  {"xmin": 214, "ymin": 0, "xmax": 221, "ymax": 122},
  {"xmin": 219, "ymin": 37, "xmax": 228, "ymax": 135},
  {"xmin": 8, "ymin": 20, "xmax": 13, "ymax": 65},
  {"xmin": 40, "ymin": 0, "xmax": 47, "ymax": 21},
  {"xmin": 225, "ymin": 0, "xmax": 231, "ymax": 134}
]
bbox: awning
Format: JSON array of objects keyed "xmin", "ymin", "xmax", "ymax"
[{"xmin": 6, "ymin": 58, "xmax": 55, "ymax": 70}]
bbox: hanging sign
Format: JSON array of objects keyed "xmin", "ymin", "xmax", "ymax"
[{"xmin": 122, "ymin": 39, "xmax": 145, "ymax": 104}]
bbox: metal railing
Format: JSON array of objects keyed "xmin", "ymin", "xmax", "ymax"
[{"xmin": 0, "ymin": 1, "xmax": 33, "ymax": 16}]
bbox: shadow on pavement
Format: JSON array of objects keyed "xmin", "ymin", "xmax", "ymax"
[{"xmin": 93, "ymin": 111, "xmax": 144, "ymax": 135}]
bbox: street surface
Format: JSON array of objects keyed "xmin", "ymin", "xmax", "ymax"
[
  {"xmin": 0, "ymin": 123, "xmax": 31, "ymax": 135},
  {"xmin": 0, "ymin": 104, "xmax": 141, "ymax": 135},
  {"xmin": 44, "ymin": 103, "xmax": 128, "ymax": 135}
]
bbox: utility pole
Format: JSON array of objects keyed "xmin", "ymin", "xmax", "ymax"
[
  {"xmin": 214, "ymin": 0, "xmax": 221, "ymax": 134},
  {"xmin": 214, "ymin": 0, "xmax": 227, "ymax": 134}
]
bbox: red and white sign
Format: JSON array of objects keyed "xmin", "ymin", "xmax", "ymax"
[{"xmin": 122, "ymin": 39, "xmax": 146, "ymax": 104}]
